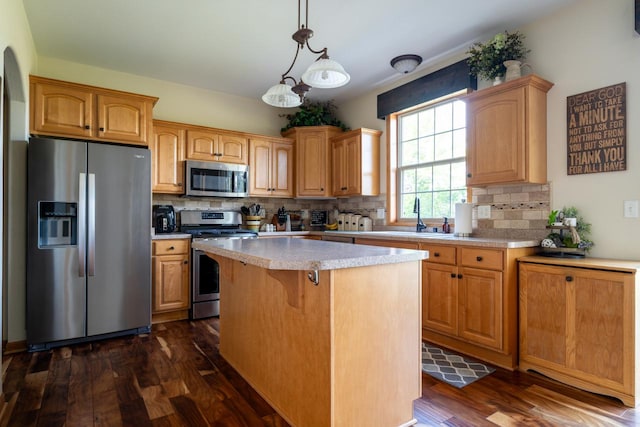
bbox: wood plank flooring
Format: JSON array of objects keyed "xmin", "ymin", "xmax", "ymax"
[{"xmin": 1, "ymin": 318, "xmax": 639, "ymax": 426}]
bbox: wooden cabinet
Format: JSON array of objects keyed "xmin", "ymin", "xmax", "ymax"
[
  {"xmin": 420, "ymin": 242, "xmax": 535, "ymax": 369},
  {"xmin": 186, "ymin": 128, "xmax": 248, "ymax": 164},
  {"xmin": 354, "ymin": 238, "xmax": 419, "ymax": 250},
  {"xmin": 152, "ymin": 239, "xmax": 190, "ymax": 323},
  {"xmin": 519, "ymin": 256, "xmax": 640, "ymax": 407},
  {"xmin": 30, "ymin": 75, "xmax": 157, "ymax": 146},
  {"xmin": 249, "ymin": 137, "xmax": 294, "ymax": 197},
  {"xmin": 282, "ymin": 126, "xmax": 342, "ymax": 198},
  {"xmin": 331, "ymin": 128, "xmax": 381, "ymax": 197},
  {"xmin": 464, "ymin": 75, "xmax": 553, "ymax": 186},
  {"xmin": 151, "ymin": 120, "xmax": 186, "ymax": 194}
]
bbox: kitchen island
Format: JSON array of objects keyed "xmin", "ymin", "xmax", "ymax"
[{"xmin": 192, "ymin": 237, "xmax": 428, "ymax": 427}]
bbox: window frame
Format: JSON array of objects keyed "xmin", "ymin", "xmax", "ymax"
[{"xmin": 386, "ymin": 90, "xmax": 471, "ymax": 227}]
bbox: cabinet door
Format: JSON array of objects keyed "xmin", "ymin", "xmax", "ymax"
[
  {"xmin": 297, "ymin": 129, "xmax": 331, "ymax": 197},
  {"xmin": 249, "ymin": 139, "xmax": 272, "ymax": 196},
  {"xmin": 519, "ymin": 263, "xmax": 567, "ymax": 366},
  {"xmin": 331, "ymin": 139, "xmax": 347, "ymax": 195},
  {"xmin": 186, "ymin": 130, "xmax": 219, "ymax": 161},
  {"xmin": 343, "ymin": 135, "xmax": 362, "ymax": 194},
  {"xmin": 97, "ymin": 94, "xmax": 149, "ymax": 145},
  {"xmin": 152, "ymin": 254, "xmax": 190, "ymax": 312},
  {"xmin": 217, "ymin": 133, "xmax": 248, "ymax": 164},
  {"xmin": 458, "ymin": 267, "xmax": 503, "ymax": 350},
  {"xmin": 466, "ymin": 86, "xmax": 526, "ymax": 185},
  {"xmin": 271, "ymin": 140, "xmax": 294, "ymax": 197},
  {"xmin": 32, "ymin": 82, "xmax": 93, "ymax": 138},
  {"xmin": 152, "ymin": 124, "xmax": 185, "ymax": 194},
  {"xmin": 422, "ymin": 262, "xmax": 457, "ymax": 336}
]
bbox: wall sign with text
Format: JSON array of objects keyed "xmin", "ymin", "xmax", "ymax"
[{"xmin": 566, "ymin": 82, "xmax": 626, "ymax": 175}]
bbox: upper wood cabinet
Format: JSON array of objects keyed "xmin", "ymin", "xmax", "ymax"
[
  {"xmin": 186, "ymin": 129, "xmax": 248, "ymax": 164},
  {"xmin": 282, "ymin": 126, "xmax": 342, "ymax": 198},
  {"xmin": 30, "ymin": 75, "xmax": 158, "ymax": 146},
  {"xmin": 331, "ymin": 128, "xmax": 381, "ymax": 197},
  {"xmin": 151, "ymin": 120, "xmax": 186, "ymax": 194},
  {"xmin": 464, "ymin": 75, "xmax": 553, "ymax": 186},
  {"xmin": 249, "ymin": 137, "xmax": 294, "ymax": 198}
]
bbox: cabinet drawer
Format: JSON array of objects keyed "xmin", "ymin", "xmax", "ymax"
[
  {"xmin": 419, "ymin": 244, "xmax": 456, "ymax": 265},
  {"xmin": 153, "ymin": 239, "xmax": 190, "ymax": 255},
  {"xmin": 460, "ymin": 248, "xmax": 503, "ymax": 270}
]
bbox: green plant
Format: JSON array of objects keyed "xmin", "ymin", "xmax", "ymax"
[
  {"xmin": 466, "ymin": 30, "xmax": 530, "ymax": 80},
  {"xmin": 280, "ymin": 99, "xmax": 350, "ymax": 132},
  {"xmin": 546, "ymin": 206, "xmax": 594, "ymax": 250},
  {"xmin": 547, "ymin": 210, "xmax": 559, "ymax": 225}
]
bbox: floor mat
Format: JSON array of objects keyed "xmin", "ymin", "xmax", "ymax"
[{"xmin": 421, "ymin": 342, "xmax": 495, "ymax": 388}]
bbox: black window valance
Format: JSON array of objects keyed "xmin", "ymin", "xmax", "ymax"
[{"xmin": 376, "ymin": 59, "xmax": 477, "ymax": 119}]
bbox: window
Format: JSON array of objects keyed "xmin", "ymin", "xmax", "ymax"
[{"xmin": 396, "ymin": 97, "xmax": 467, "ymax": 221}]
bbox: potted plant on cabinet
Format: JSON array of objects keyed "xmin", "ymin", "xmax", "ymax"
[
  {"xmin": 280, "ymin": 99, "xmax": 350, "ymax": 133},
  {"xmin": 466, "ymin": 30, "xmax": 530, "ymax": 85}
]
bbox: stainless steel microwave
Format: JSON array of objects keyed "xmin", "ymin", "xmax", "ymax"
[{"xmin": 185, "ymin": 160, "xmax": 249, "ymax": 197}]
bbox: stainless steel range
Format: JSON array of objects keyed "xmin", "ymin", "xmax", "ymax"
[{"xmin": 180, "ymin": 210, "xmax": 257, "ymax": 319}]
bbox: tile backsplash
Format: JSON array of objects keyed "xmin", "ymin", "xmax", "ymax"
[{"xmin": 154, "ymin": 183, "xmax": 550, "ymax": 241}]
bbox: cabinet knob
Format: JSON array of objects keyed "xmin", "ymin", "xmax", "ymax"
[
  {"xmin": 434, "ymin": 252, "xmax": 440, "ymax": 257},
  {"xmin": 476, "ymin": 256, "xmax": 483, "ymax": 262},
  {"xmin": 320, "ymin": 187, "xmax": 324, "ymax": 191},
  {"xmin": 457, "ymin": 274, "xmax": 463, "ymax": 279},
  {"xmin": 84, "ymin": 125, "xmax": 90, "ymax": 130},
  {"xmin": 99, "ymin": 127, "xmax": 105, "ymax": 132},
  {"xmin": 168, "ymin": 246, "xmax": 175, "ymax": 250},
  {"xmin": 178, "ymin": 183, "xmax": 183, "ymax": 187},
  {"xmin": 566, "ymin": 276, "xmax": 573, "ymax": 282},
  {"xmin": 450, "ymin": 273, "xmax": 456, "ymax": 278},
  {"xmin": 183, "ymin": 260, "xmax": 188, "ymax": 265},
  {"xmin": 467, "ymin": 173, "xmax": 472, "ymax": 178}
]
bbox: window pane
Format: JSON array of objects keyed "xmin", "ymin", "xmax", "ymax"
[
  {"xmin": 418, "ymin": 136, "xmax": 434, "ymax": 163},
  {"xmin": 434, "ymin": 132, "xmax": 453, "ymax": 161},
  {"xmin": 417, "ymin": 193, "xmax": 433, "ymax": 218},
  {"xmin": 418, "ymin": 109, "xmax": 435, "ymax": 136},
  {"xmin": 416, "ymin": 166, "xmax": 432, "ymax": 192},
  {"xmin": 451, "ymin": 189, "xmax": 467, "ymax": 207},
  {"xmin": 402, "ymin": 193, "xmax": 417, "ymax": 218},
  {"xmin": 401, "ymin": 169, "xmax": 416, "ymax": 193},
  {"xmin": 433, "ymin": 164, "xmax": 450, "ymax": 190},
  {"xmin": 433, "ymin": 191, "xmax": 451, "ymax": 218},
  {"xmin": 451, "ymin": 161, "xmax": 466, "ymax": 189},
  {"xmin": 453, "ymin": 100, "xmax": 466, "ymax": 129},
  {"xmin": 452, "ymin": 129, "xmax": 466, "ymax": 158},
  {"xmin": 401, "ymin": 114, "xmax": 418, "ymax": 141},
  {"xmin": 401, "ymin": 139, "xmax": 418, "ymax": 166},
  {"xmin": 435, "ymin": 103, "xmax": 453, "ymax": 133}
]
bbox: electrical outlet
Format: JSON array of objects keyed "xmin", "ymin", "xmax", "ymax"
[
  {"xmin": 477, "ymin": 205, "xmax": 491, "ymax": 219},
  {"xmin": 376, "ymin": 208, "xmax": 385, "ymax": 219},
  {"xmin": 623, "ymin": 200, "xmax": 639, "ymax": 218}
]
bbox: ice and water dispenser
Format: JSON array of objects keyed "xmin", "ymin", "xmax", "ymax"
[{"xmin": 38, "ymin": 202, "xmax": 77, "ymax": 247}]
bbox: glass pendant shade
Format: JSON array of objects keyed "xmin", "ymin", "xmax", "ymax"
[
  {"xmin": 301, "ymin": 58, "xmax": 350, "ymax": 88},
  {"xmin": 262, "ymin": 83, "xmax": 302, "ymax": 108}
]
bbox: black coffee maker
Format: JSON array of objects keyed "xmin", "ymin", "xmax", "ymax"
[{"xmin": 152, "ymin": 205, "xmax": 176, "ymax": 233}]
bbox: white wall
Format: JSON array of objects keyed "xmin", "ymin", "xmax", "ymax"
[{"xmin": 341, "ymin": 0, "xmax": 640, "ymax": 260}]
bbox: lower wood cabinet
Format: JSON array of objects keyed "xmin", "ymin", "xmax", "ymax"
[
  {"xmin": 420, "ymin": 243, "xmax": 534, "ymax": 370},
  {"xmin": 152, "ymin": 239, "xmax": 190, "ymax": 323},
  {"xmin": 519, "ymin": 256, "xmax": 640, "ymax": 407}
]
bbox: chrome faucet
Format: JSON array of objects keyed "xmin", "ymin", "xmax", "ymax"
[{"xmin": 413, "ymin": 197, "xmax": 427, "ymax": 233}]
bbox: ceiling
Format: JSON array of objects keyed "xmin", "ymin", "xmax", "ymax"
[{"xmin": 23, "ymin": 0, "xmax": 576, "ymax": 105}]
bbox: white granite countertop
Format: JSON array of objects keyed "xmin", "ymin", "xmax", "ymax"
[
  {"xmin": 322, "ymin": 231, "xmax": 539, "ymax": 249},
  {"xmin": 192, "ymin": 237, "xmax": 428, "ymax": 271},
  {"xmin": 151, "ymin": 232, "xmax": 191, "ymax": 240}
]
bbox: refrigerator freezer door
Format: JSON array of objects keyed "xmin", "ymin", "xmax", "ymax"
[
  {"xmin": 27, "ymin": 138, "xmax": 88, "ymax": 344},
  {"xmin": 86, "ymin": 143, "xmax": 151, "ymax": 336}
]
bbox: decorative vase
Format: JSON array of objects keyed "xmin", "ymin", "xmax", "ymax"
[
  {"xmin": 504, "ymin": 60, "xmax": 525, "ymax": 81},
  {"xmin": 492, "ymin": 76, "xmax": 504, "ymax": 86}
]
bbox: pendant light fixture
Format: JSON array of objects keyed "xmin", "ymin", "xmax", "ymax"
[{"xmin": 262, "ymin": 0, "xmax": 350, "ymax": 108}]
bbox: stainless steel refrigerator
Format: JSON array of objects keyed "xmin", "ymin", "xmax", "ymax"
[{"xmin": 27, "ymin": 137, "xmax": 151, "ymax": 350}]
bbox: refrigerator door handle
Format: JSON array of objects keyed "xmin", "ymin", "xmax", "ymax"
[
  {"xmin": 88, "ymin": 173, "xmax": 96, "ymax": 276},
  {"xmin": 78, "ymin": 173, "xmax": 86, "ymax": 277}
]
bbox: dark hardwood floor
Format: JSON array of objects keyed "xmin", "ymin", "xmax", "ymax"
[{"xmin": 1, "ymin": 318, "xmax": 638, "ymax": 426}]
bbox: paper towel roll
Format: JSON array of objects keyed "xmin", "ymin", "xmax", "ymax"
[{"xmin": 455, "ymin": 203, "xmax": 473, "ymax": 236}]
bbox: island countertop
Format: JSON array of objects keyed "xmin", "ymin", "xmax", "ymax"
[{"xmin": 192, "ymin": 237, "xmax": 428, "ymax": 271}]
